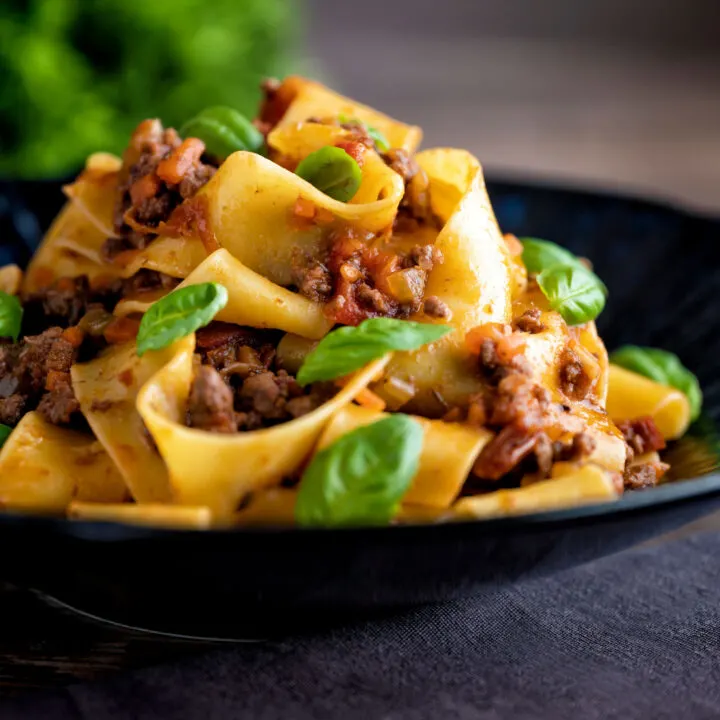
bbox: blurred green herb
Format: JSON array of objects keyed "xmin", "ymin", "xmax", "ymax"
[
  {"xmin": 180, "ymin": 106, "xmax": 265, "ymax": 160},
  {"xmin": 0, "ymin": 0, "xmax": 296, "ymax": 177}
]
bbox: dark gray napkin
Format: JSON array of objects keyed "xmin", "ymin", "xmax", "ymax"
[{"xmin": 4, "ymin": 531, "xmax": 720, "ymax": 720}]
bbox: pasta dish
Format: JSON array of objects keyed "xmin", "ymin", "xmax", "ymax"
[{"xmin": 0, "ymin": 78, "xmax": 702, "ymax": 529}]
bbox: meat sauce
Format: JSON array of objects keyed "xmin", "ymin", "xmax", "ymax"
[{"xmin": 185, "ymin": 323, "xmax": 332, "ymax": 433}]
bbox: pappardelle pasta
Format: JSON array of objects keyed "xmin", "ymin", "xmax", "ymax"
[{"xmin": 0, "ymin": 77, "xmax": 702, "ymax": 528}]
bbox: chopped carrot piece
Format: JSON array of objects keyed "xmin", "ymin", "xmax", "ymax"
[
  {"xmin": 156, "ymin": 138, "xmax": 205, "ymax": 185},
  {"xmin": 104, "ymin": 317, "xmax": 141, "ymax": 344},
  {"xmin": 353, "ymin": 388, "xmax": 387, "ymax": 411},
  {"xmin": 45, "ymin": 370, "xmax": 68, "ymax": 392},
  {"xmin": 465, "ymin": 322, "xmax": 509, "ymax": 354},
  {"xmin": 293, "ymin": 196, "xmax": 316, "ymax": 220},
  {"xmin": 504, "ymin": 233, "xmax": 524, "ymax": 256},
  {"xmin": 314, "ymin": 207, "xmax": 335, "ymax": 225},
  {"xmin": 61, "ymin": 326, "xmax": 85, "ymax": 348}
]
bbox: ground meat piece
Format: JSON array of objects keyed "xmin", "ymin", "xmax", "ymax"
[
  {"xmin": 422, "ymin": 295, "xmax": 451, "ymax": 319},
  {"xmin": 356, "ymin": 283, "xmax": 392, "ymax": 314},
  {"xmin": 617, "ymin": 416, "xmax": 666, "ymax": 455},
  {"xmin": 489, "ymin": 373, "xmax": 552, "ymax": 430},
  {"xmin": 0, "ymin": 327, "xmax": 83, "ymax": 427},
  {"xmin": 623, "ymin": 463, "xmax": 661, "ymax": 490},
  {"xmin": 408, "ymin": 244, "xmax": 441, "ymax": 271},
  {"xmin": 46, "ymin": 337, "xmax": 76, "ymax": 374},
  {"xmin": 196, "ymin": 323, "xmax": 272, "ymax": 352},
  {"xmin": 514, "ymin": 308, "xmax": 544, "ymax": 334},
  {"xmin": 534, "ymin": 433, "xmax": 554, "ymax": 478},
  {"xmin": 553, "ymin": 432, "xmax": 597, "ymax": 462},
  {"xmin": 473, "ymin": 425, "xmax": 544, "ymax": 481},
  {"xmin": 133, "ymin": 192, "xmax": 175, "ymax": 227},
  {"xmin": 178, "ymin": 164, "xmax": 216, "ymax": 199},
  {"xmin": 37, "ymin": 375, "xmax": 79, "ymax": 425},
  {"xmin": 23, "ymin": 277, "xmax": 88, "ymax": 331},
  {"xmin": 186, "ymin": 365, "xmax": 238, "ymax": 433},
  {"xmin": 22, "ymin": 275, "xmax": 122, "ymax": 335},
  {"xmin": 120, "ymin": 270, "xmax": 179, "ymax": 297},
  {"xmin": 558, "ymin": 346, "xmax": 593, "ymax": 400},
  {"xmin": 18, "ymin": 328, "xmax": 64, "ymax": 394},
  {"xmin": 478, "ymin": 339, "xmax": 500, "ymax": 374},
  {"xmin": 0, "ymin": 395, "xmax": 25, "ymax": 425},
  {"xmin": 285, "ymin": 395, "xmax": 319, "ymax": 418},
  {"xmin": 383, "ymin": 149, "xmax": 418, "ymax": 185},
  {"xmin": 256, "ymin": 77, "xmax": 294, "ymax": 134},
  {"xmin": 109, "ymin": 119, "xmax": 217, "ymax": 259},
  {"xmin": 291, "ymin": 253, "xmax": 333, "ymax": 302},
  {"xmin": 383, "ymin": 149, "xmax": 433, "ymax": 223},
  {"xmin": 240, "ymin": 372, "xmax": 282, "ymax": 417}
]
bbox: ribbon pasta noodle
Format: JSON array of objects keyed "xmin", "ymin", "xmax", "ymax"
[{"xmin": 0, "ymin": 76, "xmax": 700, "ymax": 528}]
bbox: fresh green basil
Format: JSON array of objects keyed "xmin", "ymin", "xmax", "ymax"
[
  {"xmin": 365, "ymin": 125, "xmax": 390, "ymax": 153},
  {"xmin": 297, "ymin": 318, "xmax": 452, "ymax": 386},
  {"xmin": 337, "ymin": 114, "xmax": 390, "ymax": 152},
  {"xmin": 180, "ymin": 106, "xmax": 264, "ymax": 160},
  {"xmin": 295, "ymin": 146, "xmax": 362, "ymax": 202},
  {"xmin": 0, "ymin": 424, "xmax": 11, "ymax": 448},
  {"xmin": 520, "ymin": 237, "xmax": 583, "ymax": 274},
  {"xmin": 519, "ymin": 238, "xmax": 607, "ymax": 325},
  {"xmin": 0, "ymin": 291, "xmax": 22, "ymax": 342},
  {"xmin": 136, "ymin": 282, "xmax": 228, "ymax": 356},
  {"xmin": 536, "ymin": 264, "xmax": 606, "ymax": 326},
  {"xmin": 610, "ymin": 346, "xmax": 702, "ymax": 421},
  {"xmin": 295, "ymin": 414, "xmax": 423, "ymax": 527}
]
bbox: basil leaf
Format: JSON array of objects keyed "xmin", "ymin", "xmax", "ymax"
[
  {"xmin": 536, "ymin": 264, "xmax": 606, "ymax": 326},
  {"xmin": 297, "ymin": 318, "xmax": 452, "ymax": 386},
  {"xmin": 520, "ymin": 237, "xmax": 581, "ymax": 274},
  {"xmin": 0, "ymin": 291, "xmax": 22, "ymax": 342},
  {"xmin": 295, "ymin": 414, "xmax": 423, "ymax": 527},
  {"xmin": 295, "ymin": 146, "xmax": 362, "ymax": 202},
  {"xmin": 136, "ymin": 282, "xmax": 228, "ymax": 356},
  {"xmin": 180, "ymin": 106, "xmax": 264, "ymax": 159},
  {"xmin": 0, "ymin": 424, "xmax": 11, "ymax": 448},
  {"xmin": 365, "ymin": 125, "xmax": 390, "ymax": 152},
  {"xmin": 610, "ymin": 345, "xmax": 702, "ymax": 421}
]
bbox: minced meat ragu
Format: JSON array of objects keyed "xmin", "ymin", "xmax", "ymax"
[
  {"xmin": 292, "ymin": 229, "xmax": 444, "ymax": 325},
  {"xmin": 0, "ymin": 327, "xmax": 82, "ymax": 427},
  {"xmin": 447, "ymin": 329, "xmax": 597, "ymax": 483},
  {"xmin": 104, "ymin": 119, "xmax": 217, "ymax": 260},
  {"xmin": 185, "ymin": 323, "xmax": 330, "ymax": 433}
]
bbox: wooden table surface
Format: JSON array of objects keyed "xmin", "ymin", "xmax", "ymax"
[
  {"xmin": 0, "ymin": 583, "xmax": 225, "ymax": 698},
  {"xmin": 2, "ymin": 0, "xmax": 720, "ymax": 702}
]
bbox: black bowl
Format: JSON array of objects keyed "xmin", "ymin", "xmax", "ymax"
[{"xmin": 1, "ymin": 178, "xmax": 719, "ymax": 639}]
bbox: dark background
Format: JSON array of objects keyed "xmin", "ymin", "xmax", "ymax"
[
  {"xmin": 3, "ymin": 0, "xmax": 718, "ymax": 210},
  {"xmin": 305, "ymin": 0, "xmax": 720, "ymax": 211}
]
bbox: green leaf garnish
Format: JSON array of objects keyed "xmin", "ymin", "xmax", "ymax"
[
  {"xmin": 520, "ymin": 237, "xmax": 582, "ymax": 274},
  {"xmin": 180, "ymin": 106, "xmax": 264, "ymax": 160},
  {"xmin": 0, "ymin": 424, "xmax": 12, "ymax": 448},
  {"xmin": 519, "ymin": 237, "xmax": 607, "ymax": 326},
  {"xmin": 536, "ymin": 264, "xmax": 607, "ymax": 326},
  {"xmin": 297, "ymin": 318, "xmax": 452, "ymax": 386},
  {"xmin": 365, "ymin": 126, "xmax": 390, "ymax": 153},
  {"xmin": 136, "ymin": 282, "xmax": 228, "ymax": 356},
  {"xmin": 610, "ymin": 346, "xmax": 702, "ymax": 421},
  {"xmin": 295, "ymin": 146, "xmax": 362, "ymax": 202},
  {"xmin": 295, "ymin": 414, "xmax": 423, "ymax": 527},
  {"xmin": 0, "ymin": 291, "xmax": 22, "ymax": 342}
]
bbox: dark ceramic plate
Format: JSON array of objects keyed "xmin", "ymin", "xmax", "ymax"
[{"xmin": 1, "ymin": 178, "xmax": 719, "ymax": 639}]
